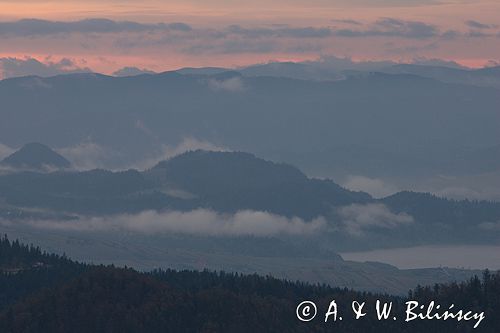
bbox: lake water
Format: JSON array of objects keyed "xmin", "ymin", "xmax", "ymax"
[{"xmin": 340, "ymin": 245, "xmax": 500, "ymax": 270}]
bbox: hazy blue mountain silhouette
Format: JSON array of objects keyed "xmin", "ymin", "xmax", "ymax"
[
  {"xmin": 174, "ymin": 61, "xmax": 500, "ymax": 88},
  {"xmin": 0, "ymin": 149, "xmax": 499, "ymax": 250},
  {"xmin": 381, "ymin": 64, "xmax": 500, "ymax": 88},
  {"xmin": 1, "ymin": 143, "xmax": 70, "ymax": 171}
]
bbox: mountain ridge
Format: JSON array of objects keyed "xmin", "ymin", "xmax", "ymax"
[{"xmin": 0, "ymin": 148, "xmax": 499, "ymax": 251}]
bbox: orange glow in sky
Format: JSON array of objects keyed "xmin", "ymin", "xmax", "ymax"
[{"xmin": 0, "ymin": 0, "xmax": 499, "ymax": 74}]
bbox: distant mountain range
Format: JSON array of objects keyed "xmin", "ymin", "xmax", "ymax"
[
  {"xmin": 172, "ymin": 61, "xmax": 500, "ymax": 88},
  {"xmin": 0, "ymin": 67, "xmax": 498, "ymax": 183},
  {"xmin": 380, "ymin": 64, "xmax": 500, "ymax": 88}
]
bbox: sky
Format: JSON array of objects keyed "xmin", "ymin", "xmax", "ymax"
[{"xmin": 0, "ymin": 0, "xmax": 499, "ymax": 77}]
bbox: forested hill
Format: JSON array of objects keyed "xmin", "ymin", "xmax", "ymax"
[
  {"xmin": 0, "ymin": 236, "xmax": 499, "ymax": 332},
  {"xmin": 1, "ymin": 150, "xmax": 500, "ymax": 249}
]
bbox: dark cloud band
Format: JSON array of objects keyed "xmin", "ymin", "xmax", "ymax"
[
  {"xmin": 335, "ymin": 18, "xmax": 439, "ymax": 39},
  {"xmin": 0, "ymin": 18, "xmax": 192, "ymax": 36}
]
